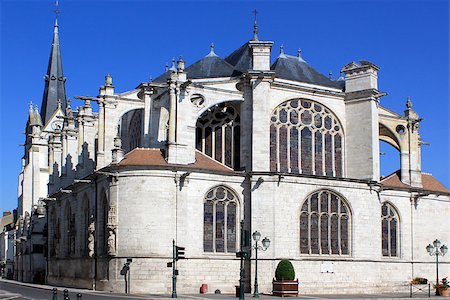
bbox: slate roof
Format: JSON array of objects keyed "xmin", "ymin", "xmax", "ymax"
[
  {"xmin": 184, "ymin": 53, "xmax": 237, "ymax": 79},
  {"xmin": 153, "ymin": 70, "xmax": 172, "ymax": 83},
  {"xmin": 118, "ymin": 148, "xmax": 234, "ymax": 173},
  {"xmin": 380, "ymin": 170, "xmax": 450, "ymax": 194},
  {"xmin": 41, "ymin": 19, "xmax": 67, "ymax": 125},
  {"xmin": 224, "ymin": 42, "xmax": 251, "ymax": 73},
  {"xmin": 271, "ymin": 54, "xmax": 343, "ymax": 89}
]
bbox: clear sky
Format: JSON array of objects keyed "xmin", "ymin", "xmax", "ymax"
[{"xmin": 0, "ymin": 0, "xmax": 449, "ymax": 213}]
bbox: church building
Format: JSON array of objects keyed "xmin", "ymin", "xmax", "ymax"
[{"xmin": 16, "ymin": 11, "xmax": 450, "ymax": 295}]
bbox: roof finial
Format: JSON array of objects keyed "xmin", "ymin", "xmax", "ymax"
[
  {"xmin": 280, "ymin": 44, "xmax": 284, "ymax": 54},
  {"xmin": 406, "ymin": 97, "xmax": 413, "ymax": 109},
  {"xmin": 170, "ymin": 57, "xmax": 177, "ymax": 72},
  {"xmin": 297, "ymin": 48, "xmax": 302, "ymax": 59},
  {"xmin": 207, "ymin": 42, "xmax": 218, "ymax": 57},
  {"xmin": 55, "ymin": 0, "xmax": 60, "ymax": 26},
  {"xmin": 57, "ymin": 98, "xmax": 62, "ymax": 109},
  {"xmin": 165, "ymin": 63, "xmax": 169, "ymax": 72},
  {"xmin": 252, "ymin": 9, "xmax": 259, "ymax": 41},
  {"xmin": 149, "ymin": 75, "xmax": 153, "ymax": 82},
  {"xmin": 328, "ymin": 72, "xmax": 333, "ymax": 80}
]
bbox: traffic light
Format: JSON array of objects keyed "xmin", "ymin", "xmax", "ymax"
[{"xmin": 175, "ymin": 246, "xmax": 185, "ymax": 260}]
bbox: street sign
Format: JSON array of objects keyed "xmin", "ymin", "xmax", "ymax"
[{"xmin": 176, "ymin": 246, "xmax": 185, "ymax": 260}]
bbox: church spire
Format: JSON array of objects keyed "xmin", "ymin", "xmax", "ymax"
[{"xmin": 40, "ymin": 0, "xmax": 67, "ymax": 125}]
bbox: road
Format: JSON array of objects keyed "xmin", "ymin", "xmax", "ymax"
[{"xmin": 0, "ymin": 281, "xmax": 167, "ymax": 300}]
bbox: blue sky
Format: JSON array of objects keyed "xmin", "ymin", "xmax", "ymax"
[{"xmin": 0, "ymin": 0, "xmax": 449, "ymax": 213}]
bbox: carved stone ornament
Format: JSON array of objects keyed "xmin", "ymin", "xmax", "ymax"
[
  {"xmin": 87, "ymin": 221, "xmax": 95, "ymax": 258},
  {"xmin": 107, "ymin": 227, "xmax": 117, "ymax": 256}
]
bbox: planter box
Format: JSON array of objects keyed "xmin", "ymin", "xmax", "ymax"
[
  {"xmin": 272, "ymin": 279, "xmax": 299, "ymax": 297},
  {"xmin": 439, "ymin": 288, "xmax": 450, "ymax": 297}
]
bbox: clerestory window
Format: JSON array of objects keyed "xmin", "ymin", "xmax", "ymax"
[
  {"xmin": 381, "ymin": 202, "xmax": 399, "ymax": 257},
  {"xmin": 270, "ymin": 99, "xmax": 343, "ymax": 177},
  {"xmin": 196, "ymin": 104, "xmax": 240, "ymax": 169},
  {"xmin": 203, "ymin": 186, "xmax": 238, "ymax": 253},
  {"xmin": 300, "ymin": 190, "xmax": 351, "ymax": 255}
]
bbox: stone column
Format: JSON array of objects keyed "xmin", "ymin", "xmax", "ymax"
[{"xmin": 168, "ymin": 79, "xmax": 177, "ymax": 144}]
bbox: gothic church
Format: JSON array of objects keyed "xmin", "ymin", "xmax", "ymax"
[{"xmin": 15, "ymin": 11, "xmax": 450, "ymax": 295}]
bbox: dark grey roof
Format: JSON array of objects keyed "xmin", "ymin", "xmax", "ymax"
[
  {"xmin": 271, "ymin": 54, "xmax": 343, "ymax": 89},
  {"xmin": 152, "ymin": 70, "xmax": 172, "ymax": 83},
  {"xmin": 224, "ymin": 42, "xmax": 251, "ymax": 74},
  {"xmin": 40, "ymin": 19, "xmax": 67, "ymax": 125},
  {"xmin": 185, "ymin": 54, "xmax": 237, "ymax": 79}
]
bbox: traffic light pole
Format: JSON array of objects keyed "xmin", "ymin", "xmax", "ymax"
[
  {"xmin": 172, "ymin": 239, "xmax": 177, "ymax": 298},
  {"xmin": 239, "ymin": 220, "xmax": 245, "ymax": 300}
]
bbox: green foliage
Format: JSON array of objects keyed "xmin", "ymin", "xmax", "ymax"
[{"xmin": 275, "ymin": 259, "xmax": 295, "ymax": 281}]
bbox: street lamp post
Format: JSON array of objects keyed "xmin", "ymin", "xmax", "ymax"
[
  {"xmin": 252, "ymin": 231, "xmax": 270, "ymax": 298},
  {"xmin": 426, "ymin": 239, "xmax": 448, "ymax": 295}
]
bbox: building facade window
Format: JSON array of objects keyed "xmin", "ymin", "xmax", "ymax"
[
  {"xmin": 66, "ymin": 204, "xmax": 76, "ymax": 256},
  {"xmin": 203, "ymin": 186, "xmax": 238, "ymax": 253},
  {"xmin": 300, "ymin": 190, "xmax": 351, "ymax": 255},
  {"xmin": 196, "ymin": 104, "xmax": 240, "ymax": 169},
  {"xmin": 381, "ymin": 202, "xmax": 399, "ymax": 257},
  {"xmin": 270, "ymin": 99, "xmax": 344, "ymax": 177},
  {"xmin": 81, "ymin": 195, "xmax": 89, "ymax": 256}
]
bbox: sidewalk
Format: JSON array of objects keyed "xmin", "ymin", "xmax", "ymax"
[{"xmin": 0, "ymin": 279, "xmax": 439, "ymax": 300}]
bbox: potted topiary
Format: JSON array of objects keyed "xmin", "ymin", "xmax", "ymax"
[{"xmin": 272, "ymin": 259, "xmax": 299, "ymax": 297}]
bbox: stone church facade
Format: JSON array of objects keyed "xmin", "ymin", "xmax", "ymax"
[{"xmin": 16, "ymin": 15, "xmax": 449, "ymax": 294}]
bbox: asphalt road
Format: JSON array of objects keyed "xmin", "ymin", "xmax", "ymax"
[{"xmin": 0, "ymin": 281, "xmax": 159, "ymax": 300}]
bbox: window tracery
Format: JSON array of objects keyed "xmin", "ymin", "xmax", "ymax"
[
  {"xmin": 196, "ymin": 104, "xmax": 240, "ymax": 169},
  {"xmin": 381, "ymin": 202, "xmax": 399, "ymax": 257},
  {"xmin": 300, "ymin": 190, "xmax": 350, "ymax": 255},
  {"xmin": 203, "ymin": 186, "xmax": 238, "ymax": 253},
  {"xmin": 270, "ymin": 100, "xmax": 343, "ymax": 177}
]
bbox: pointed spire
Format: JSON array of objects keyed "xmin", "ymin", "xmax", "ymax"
[
  {"xmin": 28, "ymin": 102, "xmax": 35, "ymax": 125},
  {"xmin": 34, "ymin": 105, "xmax": 43, "ymax": 127},
  {"xmin": 252, "ymin": 9, "xmax": 259, "ymax": 41},
  {"xmin": 41, "ymin": 1, "xmax": 67, "ymax": 125},
  {"xmin": 207, "ymin": 42, "xmax": 218, "ymax": 57},
  {"xmin": 169, "ymin": 57, "xmax": 177, "ymax": 72}
]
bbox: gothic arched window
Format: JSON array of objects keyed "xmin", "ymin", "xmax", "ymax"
[
  {"xmin": 300, "ymin": 190, "xmax": 351, "ymax": 255},
  {"xmin": 65, "ymin": 204, "xmax": 76, "ymax": 256},
  {"xmin": 203, "ymin": 186, "xmax": 239, "ymax": 253},
  {"xmin": 196, "ymin": 104, "xmax": 240, "ymax": 169},
  {"xmin": 270, "ymin": 99, "xmax": 343, "ymax": 177},
  {"xmin": 81, "ymin": 195, "xmax": 90, "ymax": 256},
  {"xmin": 381, "ymin": 202, "xmax": 399, "ymax": 257}
]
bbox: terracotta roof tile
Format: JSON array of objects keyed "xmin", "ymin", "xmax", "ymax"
[
  {"xmin": 118, "ymin": 148, "xmax": 234, "ymax": 173},
  {"xmin": 380, "ymin": 170, "xmax": 450, "ymax": 194}
]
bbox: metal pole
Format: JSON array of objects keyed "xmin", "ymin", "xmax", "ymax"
[
  {"xmin": 128, "ymin": 263, "xmax": 131, "ymax": 294},
  {"xmin": 76, "ymin": 293, "xmax": 82, "ymax": 300},
  {"xmin": 172, "ymin": 239, "xmax": 177, "ymax": 298},
  {"xmin": 435, "ymin": 251, "xmax": 439, "ymax": 296},
  {"xmin": 239, "ymin": 220, "xmax": 245, "ymax": 300},
  {"xmin": 253, "ymin": 241, "xmax": 259, "ymax": 298},
  {"xmin": 52, "ymin": 288, "xmax": 58, "ymax": 300}
]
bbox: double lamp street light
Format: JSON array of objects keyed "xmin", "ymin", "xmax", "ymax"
[
  {"xmin": 426, "ymin": 239, "xmax": 448, "ymax": 295},
  {"xmin": 252, "ymin": 231, "xmax": 270, "ymax": 298}
]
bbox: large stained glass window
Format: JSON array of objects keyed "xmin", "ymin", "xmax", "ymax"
[
  {"xmin": 300, "ymin": 190, "xmax": 351, "ymax": 255},
  {"xmin": 196, "ymin": 104, "xmax": 240, "ymax": 170},
  {"xmin": 270, "ymin": 99, "xmax": 344, "ymax": 177},
  {"xmin": 203, "ymin": 186, "xmax": 239, "ymax": 253},
  {"xmin": 381, "ymin": 202, "xmax": 399, "ymax": 257}
]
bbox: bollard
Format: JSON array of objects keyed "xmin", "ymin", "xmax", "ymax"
[
  {"xmin": 76, "ymin": 293, "xmax": 82, "ymax": 300},
  {"xmin": 63, "ymin": 289, "xmax": 69, "ymax": 300},
  {"xmin": 52, "ymin": 288, "xmax": 58, "ymax": 300}
]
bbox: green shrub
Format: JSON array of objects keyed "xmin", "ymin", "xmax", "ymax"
[{"xmin": 275, "ymin": 259, "xmax": 295, "ymax": 281}]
